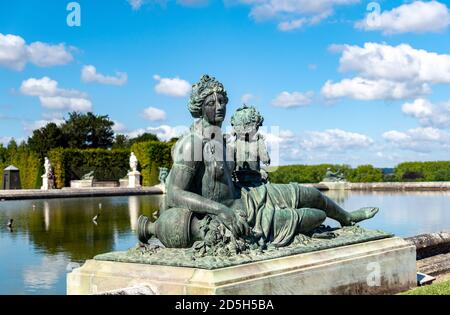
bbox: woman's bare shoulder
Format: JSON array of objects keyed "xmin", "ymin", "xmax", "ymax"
[{"xmin": 172, "ymin": 131, "xmax": 203, "ymax": 163}]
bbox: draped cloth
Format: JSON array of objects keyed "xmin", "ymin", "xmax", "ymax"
[{"xmin": 241, "ymin": 183, "xmax": 316, "ymax": 247}]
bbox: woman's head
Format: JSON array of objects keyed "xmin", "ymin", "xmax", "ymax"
[{"xmin": 188, "ymin": 75, "xmax": 229, "ymax": 125}]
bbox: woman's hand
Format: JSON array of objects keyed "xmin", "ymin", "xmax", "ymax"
[{"xmin": 217, "ymin": 208, "xmax": 251, "ymax": 238}]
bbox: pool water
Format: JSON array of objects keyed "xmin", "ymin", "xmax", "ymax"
[{"xmin": 0, "ymin": 191, "xmax": 449, "ymax": 294}]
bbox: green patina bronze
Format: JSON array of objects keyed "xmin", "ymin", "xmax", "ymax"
[
  {"xmin": 323, "ymin": 168, "xmax": 346, "ymax": 183},
  {"xmin": 95, "ymin": 225, "xmax": 392, "ymax": 269},
  {"xmin": 95, "ymin": 74, "xmax": 387, "ymax": 266},
  {"xmin": 231, "ymin": 104, "xmax": 270, "ymax": 187}
]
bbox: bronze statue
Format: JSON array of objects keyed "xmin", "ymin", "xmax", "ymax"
[
  {"xmin": 323, "ymin": 168, "xmax": 346, "ymax": 182},
  {"xmin": 138, "ymin": 75, "xmax": 378, "ymax": 249},
  {"xmin": 231, "ymin": 105, "xmax": 271, "ymax": 187}
]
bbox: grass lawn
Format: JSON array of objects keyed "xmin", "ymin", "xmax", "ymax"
[{"xmin": 401, "ymin": 280, "xmax": 450, "ymax": 295}]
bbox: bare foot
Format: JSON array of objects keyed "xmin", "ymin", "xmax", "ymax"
[{"xmin": 348, "ymin": 207, "xmax": 379, "ymax": 225}]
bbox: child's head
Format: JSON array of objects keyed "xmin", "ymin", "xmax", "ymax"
[{"xmin": 231, "ymin": 104, "xmax": 264, "ymax": 135}]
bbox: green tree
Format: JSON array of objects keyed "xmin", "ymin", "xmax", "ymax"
[
  {"xmin": 129, "ymin": 133, "xmax": 159, "ymax": 145},
  {"xmin": 112, "ymin": 134, "xmax": 131, "ymax": 149},
  {"xmin": 62, "ymin": 112, "xmax": 114, "ymax": 149},
  {"xmin": 348, "ymin": 165, "xmax": 383, "ymax": 182},
  {"xmin": 28, "ymin": 122, "xmax": 65, "ymax": 159}
]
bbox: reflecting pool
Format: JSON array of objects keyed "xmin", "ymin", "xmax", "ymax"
[{"xmin": 0, "ymin": 191, "xmax": 449, "ymax": 294}]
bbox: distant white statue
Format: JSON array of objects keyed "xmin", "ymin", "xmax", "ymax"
[
  {"xmin": 128, "ymin": 152, "xmax": 141, "ymax": 188},
  {"xmin": 44, "ymin": 157, "xmax": 51, "ymax": 177},
  {"xmin": 129, "ymin": 152, "xmax": 138, "ymax": 172},
  {"xmin": 41, "ymin": 157, "xmax": 54, "ymax": 190}
]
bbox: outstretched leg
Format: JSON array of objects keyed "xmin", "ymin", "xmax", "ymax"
[{"xmin": 297, "ymin": 185, "xmax": 378, "ymax": 226}]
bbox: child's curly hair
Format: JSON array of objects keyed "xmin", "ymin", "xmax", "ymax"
[{"xmin": 231, "ymin": 104, "xmax": 264, "ymax": 129}]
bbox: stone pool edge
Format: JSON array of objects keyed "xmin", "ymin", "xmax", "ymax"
[{"xmin": 0, "ymin": 186, "xmax": 163, "ymax": 200}]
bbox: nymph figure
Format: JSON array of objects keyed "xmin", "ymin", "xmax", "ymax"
[{"xmin": 138, "ymin": 75, "xmax": 378, "ymax": 248}]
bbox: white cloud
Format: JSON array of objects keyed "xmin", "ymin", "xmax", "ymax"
[
  {"xmin": 241, "ymin": 93, "xmax": 257, "ymax": 104},
  {"xmin": 153, "ymin": 75, "xmax": 191, "ymax": 97},
  {"xmin": 0, "ymin": 136, "xmax": 12, "ymax": 146},
  {"xmin": 383, "ymin": 127, "xmax": 450, "ymax": 152},
  {"xmin": 27, "ymin": 42, "xmax": 74, "ymax": 67},
  {"xmin": 81, "ymin": 65, "xmax": 128, "ymax": 86},
  {"xmin": 24, "ymin": 117, "xmax": 65, "ymax": 134},
  {"xmin": 20, "ymin": 77, "xmax": 92, "ymax": 112},
  {"xmin": 278, "ymin": 18, "xmax": 307, "ymax": 31},
  {"xmin": 128, "ymin": 0, "xmax": 144, "ymax": 10},
  {"xmin": 271, "ymin": 91, "xmax": 314, "ymax": 108},
  {"xmin": 337, "ymin": 43, "xmax": 450, "ymax": 84},
  {"xmin": 356, "ymin": 1, "xmax": 450, "ymax": 34},
  {"xmin": 322, "ymin": 42, "xmax": 450, "ymax": 101},
  {"xmin": 127, "ymin": 125, "xmax": 189, "ymax": 141},
  {"xmin": 258, "ymin": 127, "xmax": 374, "ymax": 165},
  {"xmin": 402, "ymin": 98, "xmax": 450, "ymax": 128},
  {"xmin": 322, "ymin": 77, "xmax": 430, "ymax": 100},
  {"xmin": 301, "ymin": 129, "xmax": 374, "ymax": 151},
  {"xmin": 236, "ymin": 0, "xmax": 358, "ymax": 31},
  {"xmin": 142, "ymin": 106, "xmax": 167, "ymax": 121},
  {"xmin": 0, "ymin": 33, "xmax": 73, "ymax": 71},
  {"xmin": 112, "ymin": 120, "xmax": 127, "ymax": 133}
]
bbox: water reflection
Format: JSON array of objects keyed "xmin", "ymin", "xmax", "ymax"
[
  {"xmin": 324, "ymin": 190, "xmax": 450, "ymax": 237},
  {"xmin": 128, "ymin": 196, "xmax": 139, "ymax": 231},
  {"xmin": 23, "ymin": 254, "xmax": 68, "ymax": 291},
  {"xmin": 44, "ymin": 201, "xmax": 50, "ymax": 231},
  {"xmin": 0, "ymin": 191, "xmax": 449, "ymax": 294},
  {"xmin": 0, "ymin": 195, "xmax": 161, "ymax": 294}
]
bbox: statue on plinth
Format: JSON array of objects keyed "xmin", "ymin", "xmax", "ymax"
[
  {"xmin": 128, "ymin": 152, "xmax": 141, "ymax": 188},
  {"xmin": 81, "ymin": 171, "xmax": 95, "ymax": 180},
  {"xmin": 41, "ymin": 157, "xmax": 55, "ymax": 190},
  {"xmin": 130, "ymin": 152, "xmax": 138, "ymax": 173},
  {"xmin": 323, "ymin": 168, "xmax": 346, "ymax": 183},
  {"xmin": 137, "ymin": 75, "xmax": 379, "ymax": 252}
]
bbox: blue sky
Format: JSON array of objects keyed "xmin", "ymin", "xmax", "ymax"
[{"xmin": 1, "ymin": 0, "xmax": 450, "ymax": 167}]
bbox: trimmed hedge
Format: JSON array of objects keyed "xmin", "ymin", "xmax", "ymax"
[
  {"xmin": 346, "ymin": 165, "xmax": 383, "ymax": 183},
  {"xmin": 0, "ymin": 145, "xmax": 41, "ymax": 189},
  {"xmin": 269, "ymin": 162, "xmax": 450, "ymax": 183},
  {"xmin": 394, "ymin": 161, "xmax": 450, "ymax": 182},
  {"xmin": 131, "ymin": 141, "xmax": 173, "ymax": 186},
  {"xmin": 48, "ymin": 148, "xmax": 129, "ymax": 188},
  {"xmin": 268, "ymin": 164, "xmax": 352, "ymax": 184},
  {"xmin": 269, "ymin": 164, "xmax": 382, "ymax": 183}
]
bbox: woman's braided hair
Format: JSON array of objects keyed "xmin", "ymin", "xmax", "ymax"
[{"xmin": 188, "ymin": 74, "xmax": 229, "ymax": 118}]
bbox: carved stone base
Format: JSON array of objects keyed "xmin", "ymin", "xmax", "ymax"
[
  {"xmin": 70, "ymin": 179, "xmax": 93, "ymax": 189},
  {"xmin": 67, "ymin": 237, "xmax": 416, "ymax": 295},
  {"xmin": 128, "ymin": 171, "xmax": 141, "ymax": 188},
  {"xmin": 41, "ymin": 176, "xmax": 54, "ymax": 190}
]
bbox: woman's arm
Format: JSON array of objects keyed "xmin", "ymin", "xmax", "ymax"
[
  {"xmin": 166, "ymin": 135, "xmax": 249, "ymax": 236},
  {"xmin": 167, "ymin": 162, "xmax": 229, "ymax": 216}
]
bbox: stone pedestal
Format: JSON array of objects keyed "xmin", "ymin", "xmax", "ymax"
[
  {"xmin": 67, "ymin": 237, "xmax": 416, "ymax": 295},
  {"xmin": 128, "ymin": 171, "xmax": 141, "ymax": 188},
  {"xmin": 40, "ymin": 175, "xmax": 53, "ymax": 190},
  {"xmin": 119, "ymin": 179, "xmax": 129, "ymax": 188}
]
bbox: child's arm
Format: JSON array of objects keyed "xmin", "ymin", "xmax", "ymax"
[{"xmin": 257, "ymin": 134, "xmax": 271, "ymax": 165}]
